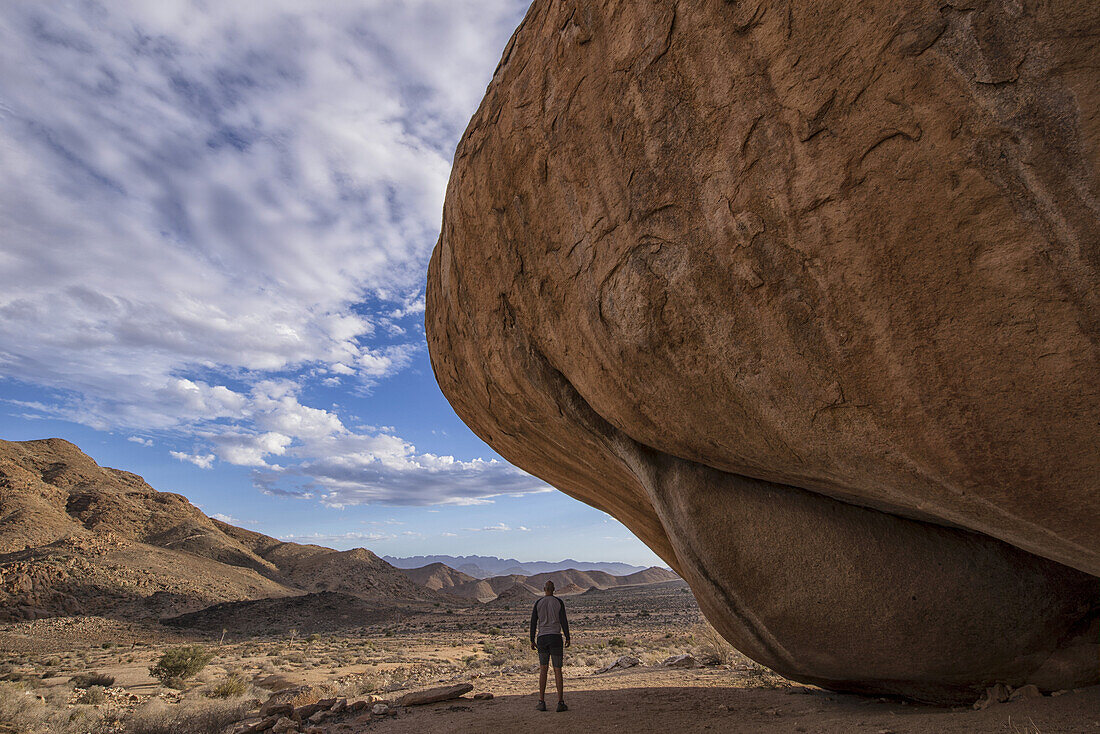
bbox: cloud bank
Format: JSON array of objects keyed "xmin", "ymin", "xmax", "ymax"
[{"xmin": 0, "ymin": 0, "xmax": 540, "ymax": 506}]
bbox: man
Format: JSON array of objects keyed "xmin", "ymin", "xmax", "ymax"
[{"xmin": 530, "ymin": 579, "xmax": 570, "ymax": 712}]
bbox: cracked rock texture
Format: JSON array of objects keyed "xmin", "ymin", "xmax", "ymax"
[{"xmin": 425, "ymin": 0, "xmax": 1100, "ymax": 703}]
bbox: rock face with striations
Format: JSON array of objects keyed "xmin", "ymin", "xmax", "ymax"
[{"xmin": 426, "ymin": 0, "xmax": 1100, "ymax": 704}]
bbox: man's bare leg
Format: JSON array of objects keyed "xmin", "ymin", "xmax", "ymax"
[
  {"xmin": 554, "ymin": 666, "xmax": 564, "ymax": 702},
  {"xmin": 539, "ymin": 664, "xmax": 549, "ymax": 701}
]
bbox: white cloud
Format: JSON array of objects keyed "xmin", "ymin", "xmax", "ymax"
[
  {"xmin": 0, "ymin": 0, "xmax": 540, "ymax": 509},
  {"xmin": 211, "ymin": 513, "xmax": 237, "ymax": 523},
  {"xmin": 127, "ymin": 436, "xmax": 153, "ymax": 446},
  {"xmin": 463, "ymin": 523, "xmax": 530, "ymax": 533},
  {"xmin": 170, "ymin": 450, "xmax": 215, "ymax": 469},
  {"xmin": 280, "ymin": 531, "xmax": 394, "ymax": 545},
  {"xmin": 0, "ymin": 0, "xmax": 525, "ymax": 419},
  {"xmin": 209, "ymin": 431, "xmax": 292, "ymax": 467}
]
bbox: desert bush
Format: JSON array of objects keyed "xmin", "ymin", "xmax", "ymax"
[
  {"xmin": 71, "ymin": 672, "xmax": 115, "ymax": 688},
  {"xmin": 148, "ymin": 646, "xmax": 214, "ymax": 687},
  {"xmin": 125, "ymin": 698, "xmax": 250, "ymax": 734},
  {"xmin": 76, "ymin": 686, "xmax": 107, "ymax": 705},
  {"xmin": 608, "ymin": 637, "xmax": 627, "ymax": 648},
  {"xmin": 204, "ymin": 674, "xmax": 249, "ymax": 699},
  {"xmin": 691, "ymin": 621, "xmax": 736, "ymax": 666}
]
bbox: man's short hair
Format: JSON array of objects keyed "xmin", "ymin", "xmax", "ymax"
[{"xmin": 544, "ymin": 580, "xmax": 555, "ymax": 592}]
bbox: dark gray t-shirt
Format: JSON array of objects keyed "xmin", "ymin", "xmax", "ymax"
[{"xmin": 530, "ymin": 595, "xmax": 570, "ymax": 642}]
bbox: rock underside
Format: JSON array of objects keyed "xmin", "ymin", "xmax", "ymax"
[{"xmin": 426, "ymin": 0, "xmax": 1100, "ymax": 704}]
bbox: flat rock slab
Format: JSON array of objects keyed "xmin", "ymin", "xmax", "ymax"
[
  {"xmin": 398, "ymin": 684, "xmax": 473, "ymax": 707},
  {"xmin": 595, "ymin": 656, "xmax": 640, "ymax": 674}
]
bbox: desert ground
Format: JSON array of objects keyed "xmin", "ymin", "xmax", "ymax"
[{"xmin": 0, "ymin": 579, "xmax": 1096, "ymax": 733}]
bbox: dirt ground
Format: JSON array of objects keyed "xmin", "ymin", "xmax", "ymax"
[{"xmin": 360, "ymin": 672, "xmax": 1100, "ymax": 734}]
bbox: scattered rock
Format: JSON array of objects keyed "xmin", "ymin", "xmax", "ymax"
[
  {"xmin": 330, "ymin": 698, "xmax": 347, "ymax": 713},
  {"xmin": 397, "ymin": 683, "xmax": 474, "ymax": 706},
  {"xmin": 347, "ymin": 700, "xmax": 368, "ymax": 712},
  {"xmin": 291, "ymin": 701, "xmax": 327, "ymax": 721},
  {"xmin": 661, "ymin": 654, "xmax": 698, "ymax": 668},
  {"xmin": 239, "ymin": 717, "xmax": 280, "ymax": 734},
  {"xmin": 973, "ymin": 683, "xmax": 1012, "ymax": 710},
  {"xmin": 372, "ymin": 704, "xmax": 389, "ymax": 715},
  {"xmin": 270, "ymin": 717, "xmax": 297, "ymax": 734},
  {"xmin": 473, "ymin": 692, "xmax": 493, "ymax": 700},
  {"xmin": 258, "ymin": 701, "xmax": 294, "ymax": 719},
  {"xmin": 595, "ymin": 656, "xmax": 640, "ymax": 674}
]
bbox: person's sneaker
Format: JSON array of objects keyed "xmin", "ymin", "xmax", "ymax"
[
  {"xmin": 536, "ymin": 700, "xmax": 547, "ymax": 711},
  {"xmin": 556, "ymin": 701, "xmax": 568, "ymax": 712}
]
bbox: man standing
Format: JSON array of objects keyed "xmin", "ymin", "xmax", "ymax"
[{"xmin": 530, "ymin": 579, "xmax": 570, "ymax": 712}]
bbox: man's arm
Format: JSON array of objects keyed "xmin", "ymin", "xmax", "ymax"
[
  {"xmin": 530, "ymin": 600, "xmax": 539, "ymax": 648},
  {"xmin": 559, "ymin": 597, "xmax": 570, "ymax": 646}
]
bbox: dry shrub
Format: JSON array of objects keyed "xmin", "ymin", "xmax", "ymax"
[
  {"xmin": 204, "ymin": 675, "xmax": 250, "ymax": 699},
  {"xmin": 149, "ymin": 646, "xmax": 214, "ymax": 687},
  {"xmin": 691, "ymin": 621, "xmax": 736, "ymax": 666},
  {"xmin": 125, "ymin": 698, "xmax": 249, "ymax": 734},
  {"xmin": 76, "ymin": 686, "xmax": 106, "ymax": 705}
]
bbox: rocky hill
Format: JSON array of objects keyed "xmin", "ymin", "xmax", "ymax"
[
  {"xmin": 0, "ymin": 438, "xmax": 437, "ymax": 622},
  {"xmin": 398, "ymin": 562, "xmax": 478, "ymax": 591}
]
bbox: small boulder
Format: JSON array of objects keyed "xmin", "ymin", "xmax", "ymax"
[
  {"xmin": 330, "ymin": 698, "xmax": 347, "ymax": 713},
  {"xmin": 347, "ymin": 700, "xmax": 368, "ymax": 712},
  {"xmin": 291, "ymin": 702, "xmax": 324, "ymax": 721},
  {"xmin": 473, "ymin": 692, "xmax": 493, "ymax": 700},
  {"xmin": 397, "ymin": 683, "xmax": 474, "ymax": 707},
  {"xmin": 661, "ymin": 654, "xmax": 698, "ymax": 668},
  {"xmin": 239, "ymin": 716, "xmax": 279, "ymax": 734},
  {"xmin": 973, "ymin": 683, "xmax": 1012, "ymax": 710},
  {"xmin": 1009, "ymin": 684, "xmax": 1043, "ymax": 701},
  {"xmin": 372, "ymin": 704, "xmax": 389, "ymax": 715},
  {"xmin": 270, "ymin": 717, "xmax": 297, "ymax": 734},
  {"xmin": 259, "ymin": 702, "xmax": 294, "ymax": 719}
]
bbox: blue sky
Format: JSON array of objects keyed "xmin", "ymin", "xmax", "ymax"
[{"xmin": 0, "ymin": 1, "xmax": 662, "ymax": 567}]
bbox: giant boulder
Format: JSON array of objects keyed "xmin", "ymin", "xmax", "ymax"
[{"xmin": 425, "ymin": 0, "xmax": 1100, "ymax": 703}]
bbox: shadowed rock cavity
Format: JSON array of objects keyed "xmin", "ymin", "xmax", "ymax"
[{"xmin": 425, "ymin": 0, "xmax": 1100, "ymax": 703}]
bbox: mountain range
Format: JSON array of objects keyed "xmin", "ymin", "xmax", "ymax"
[
  {"xmin": 396, "ymin": 562, "xmax": 678, "ymax": 602},
  {"xmin": 382, "ymin": 554, "xmax": 658, "ymax": 578}
]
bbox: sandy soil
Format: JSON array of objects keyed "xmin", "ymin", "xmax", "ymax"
[{"xmin": 357, "ymin": 670, "xmax": 1100, "ymax": 734}]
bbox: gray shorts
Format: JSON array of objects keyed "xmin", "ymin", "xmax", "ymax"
[{"xmin": 537, "ymin": 634, "xmax": 564, "ymax": 668}]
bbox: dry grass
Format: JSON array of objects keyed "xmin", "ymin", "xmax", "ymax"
[
  {"xmin": 691, "ymin": 621, "xmax": 737, "ymax": 666},
  {"xmin": 124, "ymin": 698, "xmax": 250, "ymax": 734},
  {"xmin": 0, "ymin": 682, "xmax": 120, "ymax": 734}
]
